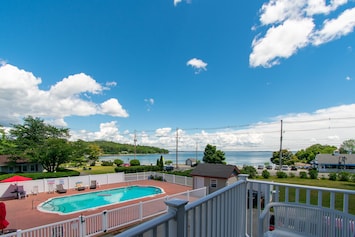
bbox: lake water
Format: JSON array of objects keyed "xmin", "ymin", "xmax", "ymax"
[{"xmin": 100, "ymin": 151, "xmax": 273, "ymax": 167}]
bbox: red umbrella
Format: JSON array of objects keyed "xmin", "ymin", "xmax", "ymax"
[
  {"xmin": 0, "ymin": 202, "xmax": 9, "ymax": 231},
  {"xmin": 0, "ymin": 175, "xmax": 32, "ymax": 183}
]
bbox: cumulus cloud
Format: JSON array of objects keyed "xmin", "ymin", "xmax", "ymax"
[
  {"xmin": 69, "ymin": 103, "xmax": 355, "ymax": 152},
  {"xmin": 100, "ymin": 99, "xmax": 128, "ymax": 117},
  {"xmin": 312, "ymin": 8, "xmax": 355, "ymax": 45},
  {"xmin": 0, "ymin": 64, "xmax": 128, "ymax": 126},
  {"xmin": 186, "ymin": 58, "xmax": 208, "ymax": 74},
  {"xmin": 250, "ymin": 18, "xmax": 314, "ymax": 67},
  {"xmin": 250, "ymin": 0, "xmax": 355, "ymax": 67}
]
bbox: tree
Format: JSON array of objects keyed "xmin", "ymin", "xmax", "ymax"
[
  {"xmin": 270, "ymin": 149, "xmax": 294, "ymax": 165},
  {"xmin": 71, "ymin": 139, "xmax": 90, "ymax": 167},
  {"xmin": 9, "ymin": 116, "xmax": 70, "ymax": 172},
  {"xmin": 339, "ymin": 139, "xmax": 355, "ymax": 154},
  {"xmin": 202, "ymin": 144, "xmax": 226, "ymax": 164},
  {"xmin": 130, "ymin": 159, "xmax": 140, "ymax": 166},
  {"xmin": 0, "ymin": 126, "xmax": 15, "ymax": 155},
  {"xmin": 295, "ymin": 144, "xmax": 337, "ymax": 163},
  {"xmin": 38, "ymin": 138, "xmax": 73, "ymax": 172},
  {"xmin": 87, "ymin": 144, "xmax": 103, "ymax": 165}
]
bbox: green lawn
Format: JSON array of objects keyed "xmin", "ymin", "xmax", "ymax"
[
  {"xmin": 260, "ymin": 176, "xmax": 355, "ymax": 214},
  {"xmin": 70, "ymin": 166, "xmax": 116, "ymax": 175}
]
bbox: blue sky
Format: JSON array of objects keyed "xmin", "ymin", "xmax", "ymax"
[{"xmin": 1, "ymin": 0, "xmax": 355, "ymax": 151}]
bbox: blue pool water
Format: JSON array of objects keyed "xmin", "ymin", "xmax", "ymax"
[{"xmin": 38, "ymin": 185, "xmax": 163, "ymax": 215}]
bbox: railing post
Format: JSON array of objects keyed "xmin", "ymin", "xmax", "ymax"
[
  {"xmin": 165, "ymin": 199, "xmax": 188, "ymax": 237},
  {"xmin": 16, "ymin": 229, "xmax": 21, "ymax": 237},
  {"xmin": 238, "ymin": 174, "xmax": 248, "ymax": 237},
  {"xmin": 139, "ymin": 202, "xmax": 143, "ymax": 220},
  {"xmin": 79, "ymin": 215, "xmax": 86, "ymax": 237},
  {"xmin": 102, "ymin": 210, "xmax": 108, "ymax": 233}
]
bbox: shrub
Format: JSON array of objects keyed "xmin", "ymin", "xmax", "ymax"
[
  {"xmin": 329, "ymin": 173, "xmax": 337, "ymax": 181},
  {"xmin": 115, "ymin": 165, "xmax": 161, "ymax": 173},
  {"xmin": 351, "ymin": 174, "xmax": 355, "ymax": 182},
  {"xmin": 101, "ymin": 160, "xmax": 114, "ymax": 166},
  {"xmin": 241, "ymin": 166, "xmax": 257, "ymax": 179},
  {"xmin": 289, "ymin": 173, "xmax": 295, "ymax": 178},
  {"xmin": 338, "ymin": 171, "xmax": 350, "ymax": 181},
  {"xmin": 299, "ymin": 171, "xmax": 307, "ymax": 179},
  {"xmin": 262, "ymin": 170, "xmax": 270, "ymax": 179},
  {"xmin": 130, "ymin": 159, "xmax": 141, "ymax": 166},
  {"xmin": 114, "ymin": 159, "xmax": 124, "ymax": 166},
  {"xmin": 276, "ymin": 171, "xmax": 288, "ymax": 178},
  {"xmin": 308, "ymin": 169, "xmax": 318, "ymax": 179}
]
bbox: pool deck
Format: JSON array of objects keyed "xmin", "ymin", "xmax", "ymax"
[{"xmin": 1, "ymin": 180, "xmax": 192, "ymax": 231}]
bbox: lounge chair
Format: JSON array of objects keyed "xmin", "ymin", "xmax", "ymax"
[
  {"xmin": 75, "ymin": 182, "xmax": 85, "ymax": 191},
  {"xmin": 90, "ymin": 180, "xmax": 97, "ymax": 189},
  {"xmin": 56, "ymin": 184, "xmax": 67, "ymax": 194}
]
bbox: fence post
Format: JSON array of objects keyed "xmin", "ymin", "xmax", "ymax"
[
  {"xmin": 79, "ymin": 215, "xmax": 86, "ymax": 237},
  {"xmin": 139, "ymin": 202, "xmax": 143, "ymax": 221},
  {"xmin": 102, "ymin": 210, "xmax": 108, "ymax": 233},
  {"xmin": 165, "ymin": 199, "xmax": 188, "ymax": 237}
]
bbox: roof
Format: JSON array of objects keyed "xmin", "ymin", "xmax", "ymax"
[
  {"xmin": 316, "ymin": 154, "xmax": 355, "ymax": 165},
  {"xmin": 0, "ymin": 155, "xmax": 29, "ymax": 166},
  {"xmin": 190, "ymin": 163, "xmax": 239, "ymax": 179}
]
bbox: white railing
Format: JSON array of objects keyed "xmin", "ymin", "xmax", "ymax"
[
  {"xmin": 114, "ymin": 175, "xmax": 355, "ymax": 237},
  {"xmin": 116, "ymin": 176, "xmax": 249, "ymax": 237}
]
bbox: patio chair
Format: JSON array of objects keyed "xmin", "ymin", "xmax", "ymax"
[
  {"xmin": 90, "ymin": 180, "xmax": 97, "ymax": 189},
  {"xmin": 56, "ymin": 184, "xmax": 67, "ymax": 194},
  {"xmin": 75, "ymin": 182, "xmax": 85, "ymax": 191},
  {"xmin": 16, "ymin": 186, "xmax": 26, "ymax": 199},
  {"xmin": 31, "ymin": 185, "xmax": 39, "ymax": 195}
]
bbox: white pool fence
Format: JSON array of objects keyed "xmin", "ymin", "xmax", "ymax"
[{"xmin": 0, "ymin": 172, "xmax": 203, "ymax": 237}]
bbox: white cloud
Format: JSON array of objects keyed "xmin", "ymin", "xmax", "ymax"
[
  {"xmin": 174, "ymin": 0, "xmax": 191, "ymax": 7},
  {"xmin": 251, "ymin": 1, "xmax": 355, "ymax": 67},
  {"xmin": 306, "ymin": 0, "xmax": 347, "ymax": 15},
  {"xmin": 259, "ymin": 0, "xmax": 306, "ymax": 25},
  {"xmin": 174, "ymin": 0, "xmax": 182, "ymax": 7},
  {"xmin": 312, "ymin": 7, "xmax": 355, "ymax": 45},
  {"xmin": 346, "ymin": 76, "xmax": 352, "ymax": 80},
  {"xmin": 186, "ymin": 58, "xmax": 208, "ymax": 74},
  {"xmin": 250, "ymin": 19, "xmax": 314, "ymax": 67},
  {"xmin": 69, "ymin": 104, "xmax": 355, "ymax": 152},
  {"xmin": 100, "ymin": 98, "xmax": 129, "ymax": 117},
  {"xmin": 144, "ymin": 98, "xmax": 154, "ymax": 112},
  {"xmin": 0, "ymin": 64, "xmax": 129, "ymax": 126}
]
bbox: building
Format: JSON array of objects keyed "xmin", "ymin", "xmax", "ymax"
[
  {"xmin": 190, "ymin": 163, "xmax": 239, "ymax": 194},
  {"xmin": 0, "ymin": 155, "xmax": 43, "ymax": 173},
  {"xmin": 185, "ymin": 158, "xmax": 197, "ymax": 167},
  {"xmin": 316, "ymin": 153, "xmax": 355, "ymax": 173}
]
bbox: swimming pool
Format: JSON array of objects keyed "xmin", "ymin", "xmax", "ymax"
[{"xmin": 38, "ymin": 185, "xmax": 164, "ymax": 215}]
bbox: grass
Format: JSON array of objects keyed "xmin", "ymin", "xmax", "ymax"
[
  {"xmin": 70, "ymin": 166, "xmax": 116, "ymax": 175},
  {"xmin": 258, "ymin": 176, "xmax": 355, "ymax": 214}
]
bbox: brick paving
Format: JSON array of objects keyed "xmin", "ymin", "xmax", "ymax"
[{"xmin": 0, "ymin": 180, "xmax": 191, "ymax": 231}]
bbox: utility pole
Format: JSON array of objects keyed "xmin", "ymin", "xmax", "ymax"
[
  {"xmin": 176, "ymin": 128, "xmax": 179, "ymax": 169},
  {"xmin": 134, "ymin": 130, "xmax": 137, "ymax": 160},
  {"xmin": 195, "ymin": 141, "xmax": 198, "ymax": 162},
  {"xmin": 279, "ymin": 120, "xmax": 283, "ymax": 169}
]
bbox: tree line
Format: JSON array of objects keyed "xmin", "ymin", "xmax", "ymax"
[{"xmin": 0, "ymin": 116, "xmax": 168, "ymax": 172}]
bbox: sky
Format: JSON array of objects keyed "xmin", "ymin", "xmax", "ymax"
[{"xmin": 1, "ymin": 0, "xmax": 355, "ymax": 152}]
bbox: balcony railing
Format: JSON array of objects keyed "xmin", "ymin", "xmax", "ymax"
[{"xmin": 116, "ymin": 174, "xmax": 355, "ymax": 237}]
